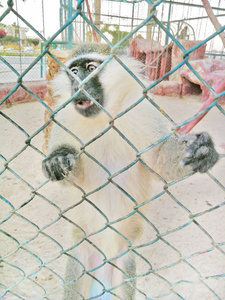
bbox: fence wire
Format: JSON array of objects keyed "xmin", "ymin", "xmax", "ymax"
[{"xmin": 1, "ymin": 0, "xmax": 225, "ymax": 299}]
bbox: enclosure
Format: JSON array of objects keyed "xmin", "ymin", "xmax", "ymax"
[{"xmin": 1, "ymin": 0, "xmax": 225, "ymax": 299}]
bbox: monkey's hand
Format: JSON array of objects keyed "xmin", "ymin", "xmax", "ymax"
[
  {"xmin": 179, "ymin": 132, "xmax": 219, "ymax": 173},
  {"xmin": 42, "ymin": 146, "xmax": 77, "ymax": 181}
]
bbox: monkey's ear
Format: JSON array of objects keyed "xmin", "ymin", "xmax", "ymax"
[{"xmin": 179, "ymin": 132, "xmax": 219, "ymax": 173}]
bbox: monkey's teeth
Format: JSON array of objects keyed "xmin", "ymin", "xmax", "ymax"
[{"xmin": 76, "ymin": 100, "xmax": 93, "ymax": 109}]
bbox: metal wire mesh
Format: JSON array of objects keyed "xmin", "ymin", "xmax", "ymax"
[{"xmin": 1, "ymin": 0, "xmax": 225, "ymax": 299}]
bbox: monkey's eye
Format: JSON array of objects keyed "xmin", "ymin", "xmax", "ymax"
[
  {"xmin": 88, "ymin": 65, "xmax": 96, "ymax": 72},
  {"xmin": 70, "ymin": 66, "xmax": 78, "ymax": 74},
  {"xmin": 86, "ymin": 62, "xmax": 100, "ymax": 73}
]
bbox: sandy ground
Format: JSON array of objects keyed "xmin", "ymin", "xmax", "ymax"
[{"xmin": 0, "ymin": 95, "xmax": 225, "ymax": 300}]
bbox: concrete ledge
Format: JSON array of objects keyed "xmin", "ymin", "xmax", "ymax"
[
  {"xmin": 0, "ymin": 81, "xmax": 47, "ymax": 106},
  {"xmin": 148, "ymin": 81, "xmax": 181, "ymax": 97}
]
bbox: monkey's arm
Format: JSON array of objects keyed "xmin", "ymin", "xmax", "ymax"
[
  {"xmin": 154, "ymin": 132, "xmax": 219, "ymax": 181},
  {"xmin": 42, "ymin": 103, "xmax": 84, "ymax": 182}
]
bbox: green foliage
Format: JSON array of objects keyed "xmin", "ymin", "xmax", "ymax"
[
  {"xmin": 27, "ymin": 38, "xmax": 40, "ymax": 46},
  {"xmin": 2, "ymin": 36, "xmax": 19, "ymax": 43},
  {"xmin": 0, "ymin": 51, "xmax": 38, "ymax": 56},
  {"xmin": 101, "ymin": 24, "xmax": 129, "ymax": 45}
]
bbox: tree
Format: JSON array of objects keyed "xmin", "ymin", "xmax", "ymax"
[{"xmin": 101, "ymin": 24, "xmax": 129, "ymax": 46}]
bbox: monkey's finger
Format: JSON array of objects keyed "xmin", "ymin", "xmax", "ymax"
[
  {"xmin": 179, "ymin": 135, "xmax": 197, "ymax": 146},
  {"xmin": 182, "ymin": 147, "xmax": 209, "ymax": 169},
  {"xmin": 184, "ymin": 143, "xmax": 207, "ymax": 159},
  {"xmin": 196, "ymin": 132, "xmax": 210, "ymax": 145},
  {"xmin": 189, "ymin": 159, "xmax": 210, "ymax": 173},
  {"xmin": 180, "ymin": 157, "xmax": 206, "ymax": 173},
  {"xmin": 49, "ymin": 157, "xmax": 66, "ymax": 181},
  {"xmin": 182, "ymin": 147, "xmax": 219, "ymax": 173},
  {"xmin": 180, "ymin": 157, "xmax": 192, "ymax": 167},
  {"xmin": 42, "ymin": 159, "xmax": 57, "ymax": 181},
  {"xmin": 65, "ymin": 154, "xmax": 75, "ymax": 170},
  {"xmin": 194, "ymin": 146, "xmax": 209, "ymax": 159},
  {"xmin": 58, "ymin": 156, "xmax": 70, "ymax": 175},
  {"xmin": 58, "ymin": 154, "xmax": 75, "ymax": 176},
  {"xmin": 185, "ymin": 136, "xmax": 210, "ymax": 156},
  {"xmin": 52, "ymin": 155, "xmax": 75, "ymax": 179},
  {"xmin": 184, "ymin": 145, "xmax": 195, "ymax": 158}
]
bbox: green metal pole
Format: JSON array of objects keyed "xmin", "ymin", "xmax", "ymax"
[
  {"xmin": 60, "ymin": 0, "xmax": 63, "ymax": 31},
  {"xmin": 40, "ymin": 42, "xmax": 43, "ymax": 78},
  {"xmin": 68, "ymin": 0, "xmax": 73, "ymax": 49},
  {"xmin": 131, "ymin": 2, "xmax": 135, "ymax": 32},
  {"xmin": 64, "ymin": 0, "xmax": 67, "ymax": 44},
  {"xmin": 83, "ymin": 1, "xmax": 85, "ymax": 42}
]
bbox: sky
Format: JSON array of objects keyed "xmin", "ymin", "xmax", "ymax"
[
  {"xmin": 1, "ymin": 0, "xmax": 225, "ymax": 51},
  {"xmin": 1, "ymin": 0, "xmax": 61, "ymax": 38}
]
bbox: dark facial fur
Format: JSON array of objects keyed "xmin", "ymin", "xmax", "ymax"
[{"xmin": 67, "ymin": 57, "xmax": 104, "ymax": 117}]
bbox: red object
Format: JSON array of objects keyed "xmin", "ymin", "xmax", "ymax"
[
  {"xmin": 177, "ymin": 59, "xmax": 225, "ymax": 134},
  {"xmin": 0, "ymin": 29, "xmax": 6, "ymax": 38},
  {"xmin": 131, "ymin": 38, "xmax": 225, "ymax": 134},
  {"xmin": 130, "ymin": 38, "xmax": 172, "ymax": 81}
]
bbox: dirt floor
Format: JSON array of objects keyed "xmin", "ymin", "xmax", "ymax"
[{"xmin": 0, "ymin": 94, "xmax": 225, "ymax": 300}]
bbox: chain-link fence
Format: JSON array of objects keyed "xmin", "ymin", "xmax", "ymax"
[
  {"xmin": 0, "ymin": 55, "xmax": 46, "ymax": 83},
  {"xmin": 1, "ymin": 0, "xmax": 225, "ymax": 299}
]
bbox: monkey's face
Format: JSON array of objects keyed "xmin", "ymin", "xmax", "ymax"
[{"xmin": 67, "ymin": 58, "xmax": 104, "ymax": 117}]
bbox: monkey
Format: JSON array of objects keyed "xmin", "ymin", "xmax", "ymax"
[{"xmin": 42, "ymin": 43, "xmax": 219, "ymax": 299}]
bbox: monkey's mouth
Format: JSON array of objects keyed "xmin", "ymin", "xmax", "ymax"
[
  {"xmin": 75, "ymin": 99, "xmax": 94, "ymax": 109},
  {"xmin": 73, "ymin": 95, "xmax": 102, "ymax": 117}
]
